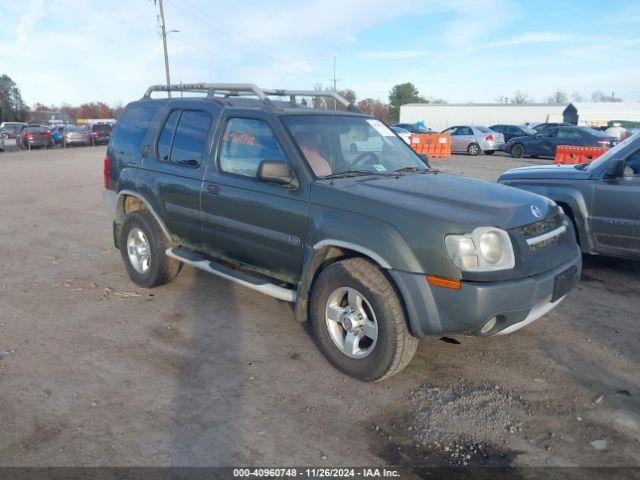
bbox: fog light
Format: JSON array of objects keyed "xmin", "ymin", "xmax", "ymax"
[{"xmin": 481, "ymin": 316, "xmax": 497, "ymax": 334}]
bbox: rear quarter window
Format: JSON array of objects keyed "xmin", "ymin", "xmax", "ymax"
[{"xmin": 111, "ymin": 105, "xmax": 158, "ymax": 158}]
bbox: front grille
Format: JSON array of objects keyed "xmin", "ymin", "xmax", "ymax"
[
  {"xmin": 517, "ymin": 214, "xmax": 566, "ymax": 252},
  {"xmin": 517, "ymin": 214, "xmax": 563, "ymax": 238}
]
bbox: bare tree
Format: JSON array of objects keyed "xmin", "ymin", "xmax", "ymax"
[
  {"xmin": 591, "ymin": 90, "xmax": 622, "ymax": 102},
  {"xmin": 495, "ymin": 95, "xmax": 509, "ymax": 104},
  {"xmin": 570, "ymin": 92, "xmax": 584, "ymax": 102},
  {"xmin": 545, "ymin": 90, "xmax": 568, "ymax": 104},
  {"xmin": 510, "ymin": 90, "xmax": 530, "ymax": 104}
]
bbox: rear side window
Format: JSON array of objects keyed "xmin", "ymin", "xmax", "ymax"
[
  {"xmin": 219, "ymin": 118, "xmax": 287, "ymax": 177},
  {"xmin": 157, "ymin": 111, "xmax": 180, "ymax": 161},
  {"xmin": 111, "ymin": 106, "xmax": 157, "ymax": 157},
  {"xmin": 170, "ymin": 111, "xmax": 212, "ymax": 167}
]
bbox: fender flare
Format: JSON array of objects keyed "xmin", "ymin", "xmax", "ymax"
[
  {"xmin": 294, "ymin": 240, "xmax": 393, "ymax": 324},
  {"xmin": 115, "ymin": 190, "xmax": 172, "ymax": 241}
]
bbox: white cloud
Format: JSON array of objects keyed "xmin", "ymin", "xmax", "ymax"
[
  {"xmin": 359, "ymin": 50, "xmax": 430, "ymax": 60},
  {"xmin": 488, "ymin": 32, "xmax": 570, "ymax": 47}
]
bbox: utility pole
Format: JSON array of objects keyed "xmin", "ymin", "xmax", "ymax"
[
  {"xmin": 330, "ymin": 56, "xmax": 340, "ymax": 110},
  {"xmin": 156, "ymin": 0, "xmax": 172, "ymax": 97}
]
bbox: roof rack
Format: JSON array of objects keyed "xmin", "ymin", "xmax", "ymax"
[{"xmin": 143, "ymin": 83, "xmax": 361, "ymax": 113}]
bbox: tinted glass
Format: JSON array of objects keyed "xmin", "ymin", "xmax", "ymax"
[
  {"xmin": 157, "ymin": 110, "xmax": 180, "ymax": 161},
  {"xmin": 111, "ymin": 106, "xmax": 157, "ymax": 157},
  {"xmin": 170, "ymin": 110, "xmax": 211, "ymax": 167},
  {"xmin": 490, "ymin": 125, "xmax": 503, "ymax": 133},
  {"xmin": 475, "ymin": 126, "xmax": 491, "ymax": 133},
  {"xmin": 557, "ymin": 128, "xmax": 577, "ymax": 138},
  {"xmin": 588, "ymin": 132, "xmax": 640, "ymax": 170},
  {"xmin": 538, "ymin": 128, "xmax": 557, "ymax": 138},
  {"xmin": 92, "ymin": 124, "xmax": 112, "ymax": 132},
  {"xmin": 581, "ymin": 127, "xmax": 609, "ymax": 137},
  {"xmin": 459, "ymin": 127, "xmax": 474, "ymax": 135},
  {"xmin": 220, "ymin": 118, "xmax": 286, "ymax": 177}
]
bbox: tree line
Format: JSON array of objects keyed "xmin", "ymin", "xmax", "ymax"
[{"xmin": 0, "ymin": 72, "xmax": 626, "ymax": 126}]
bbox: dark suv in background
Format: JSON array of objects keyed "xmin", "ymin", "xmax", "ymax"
[
  {"xmin": 90, "ymin": 123, "xmax": 112, "ymax": 146},
  {"xmin": 102, "ymin": 83, "xmax": 581, "ymax": 381}
]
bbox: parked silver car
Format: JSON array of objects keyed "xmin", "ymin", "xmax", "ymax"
[
  {"xmin": 441, "ymin": 125, "xmax": 505, "ymax": 155},
  {"xmin": 63, "ymin": 126, "xmax": 91, "ymax": 147}
]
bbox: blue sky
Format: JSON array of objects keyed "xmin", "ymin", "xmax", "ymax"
[{"xmin": 1, "ymin": 0, "xmax": 639, "ymax": 106}]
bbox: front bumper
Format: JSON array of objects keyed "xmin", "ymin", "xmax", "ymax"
[{"xmin": 390, "ymin": 248, "xmax": 582, "ymax": 338}]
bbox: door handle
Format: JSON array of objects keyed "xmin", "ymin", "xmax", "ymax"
[{"xmin": 207, "ymin": 183, "xmax": 221, "ymax": 194}]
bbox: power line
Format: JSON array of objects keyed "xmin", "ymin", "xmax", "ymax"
[{"xmin": 163, "ymin": 0, "xmax": 287, "ymax": 66}]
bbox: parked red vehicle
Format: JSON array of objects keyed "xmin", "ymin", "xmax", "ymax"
[{"xmin": 17, "ymin": 125, "xmax": 50, "ymax": 149}]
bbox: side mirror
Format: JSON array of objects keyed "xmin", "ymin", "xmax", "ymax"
[
  {"xmin": 257, "ymin": 160, "xmax": 299, "ymax": 189},
  {"xmin": 604, "ymin": 159, "xmax": 625, "ymax": 180}
]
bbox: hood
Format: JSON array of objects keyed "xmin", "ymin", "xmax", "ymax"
[
  {"xmin": 499, "ymin": 164, "xmax": 592, "ymax": 181},
  {"xmin": 313, "ymin": 172, "xmax": 555, "ymax": 230},
  {"xmin": 506, "ymin": 134, "xmax": 532, "ymax": 144}
]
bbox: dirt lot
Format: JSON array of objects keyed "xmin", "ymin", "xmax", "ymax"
[{"xmin": 0, "ymin": 144, "xmax": 639, "ymax": 471}]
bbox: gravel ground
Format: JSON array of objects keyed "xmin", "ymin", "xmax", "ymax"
[{"xmin": 0, "ymin": 144, "xmax": 639, "ymax": 470}]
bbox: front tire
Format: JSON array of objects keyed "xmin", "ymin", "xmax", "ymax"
[
  {"xmin": 119, "ymin": 210, "xmax": 181, "ymax": 288},
  {"xmin": 467, "ymin": 143, "xmax": 481, "ymax": 156},
  {"xmin": 310, "ymin": 258, "xmax": 417, "ymax": 382},
  {"xmin": 511, "ymin": 143, "xmax": 525, "ymax": 158}
]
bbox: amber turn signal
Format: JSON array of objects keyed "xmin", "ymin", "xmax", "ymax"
[{"xmin": 426, "ymin": 275, "xmax": 462, "ymax": 290}]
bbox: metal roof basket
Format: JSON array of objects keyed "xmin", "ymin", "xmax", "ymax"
[{"xmin": 142, "ymin": 83, "xmax": 361, "ymax": 112}]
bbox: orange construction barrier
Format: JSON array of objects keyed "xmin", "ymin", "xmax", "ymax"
[
  {"xmin": 410, "ymin": 133, "xmax": 451, "ymax": 158},
  {"xmin": 554, "ymin": 145, "xmax": 608, "ymax": 165}
]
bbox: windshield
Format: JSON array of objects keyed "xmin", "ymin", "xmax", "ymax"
[
  {"xmin": 65, "ymin": 126, "xmax": 85, "ymax": 132},
  {"xmin": 588, "ymin": 131, "xmax": 640, "ymax": 170},
  {"xmin": 521, "ymin": 125, "xmax": 536, "ymax": 135},
  {"xmin": 282, "ymin": 115, "xmax": 426, "ymax": 178},
  {"xmin": 475, "ymin": 126, "xmax": 491, "ymax": 133}
]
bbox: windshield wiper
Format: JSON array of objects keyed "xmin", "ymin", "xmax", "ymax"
[
  {"xmin": 394, "ymin": 166, "xmax": 427, "ymax": 174},
  {"xmin": 322, "ymin": 170, "xmax": 395, "ymax": 179}
]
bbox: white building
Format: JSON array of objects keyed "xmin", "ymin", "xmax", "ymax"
[
  {"xmin": 562, "ymin": 103, "xmax": 640, "ymax": 127},
  {"xmin": 399, "ymin": 103, "xmax": 566, "ymax": 131}
]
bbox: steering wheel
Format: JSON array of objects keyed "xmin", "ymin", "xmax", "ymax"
[{"xmin": 352, "ymin": 151, "xmax": 379, "ymax": 166}]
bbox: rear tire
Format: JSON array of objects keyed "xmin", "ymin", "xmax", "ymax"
[
  {"xmin": 310, "ymin": 257, "xmax": 417, "ymax": 382},
  {"xmin": 119, "ymin": 210, "xmax": 181, "ymax": 288},
  {"xmin": 467, "ymin": 143, "xmax": 481, "ymax": 156},
  {"xmin": 511, "ymin": 143, "xmax": 525, "ymax": 158}
]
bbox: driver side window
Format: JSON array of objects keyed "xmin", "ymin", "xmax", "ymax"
[{"xmin": 219, "ymin": 118, "xmax": 287, "ymax": 178}]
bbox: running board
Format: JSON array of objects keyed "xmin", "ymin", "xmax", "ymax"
[{"xmin": 165, "ymin": 248, "xmax": 297, "ymax": 302}]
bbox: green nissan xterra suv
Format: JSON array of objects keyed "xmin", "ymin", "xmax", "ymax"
[{"xmin": 103, "ymin": 83, "xmax": 582, "ymax": 381}]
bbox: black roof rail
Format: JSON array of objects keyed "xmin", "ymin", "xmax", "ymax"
[{"xmin": 143, "ymin": 83, "xmax": 362, "ymax": 113}]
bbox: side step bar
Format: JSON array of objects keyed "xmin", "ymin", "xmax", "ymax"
[{"xmin": 165, "ymin": 248, "xmax": 297, "ymax": 302}]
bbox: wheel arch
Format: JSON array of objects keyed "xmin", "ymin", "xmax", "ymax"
[
  {"xmin": 115, "ymin": 190, "xmax": 172, "ymax": 242},
  {"xmin": 294, "ymin": 241, "xmax": 405, "ymax": 325}
]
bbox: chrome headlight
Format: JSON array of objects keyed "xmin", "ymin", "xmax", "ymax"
[{"xmin": 445, "ymin": 227, "xmax": 515, "ymax": 272}]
